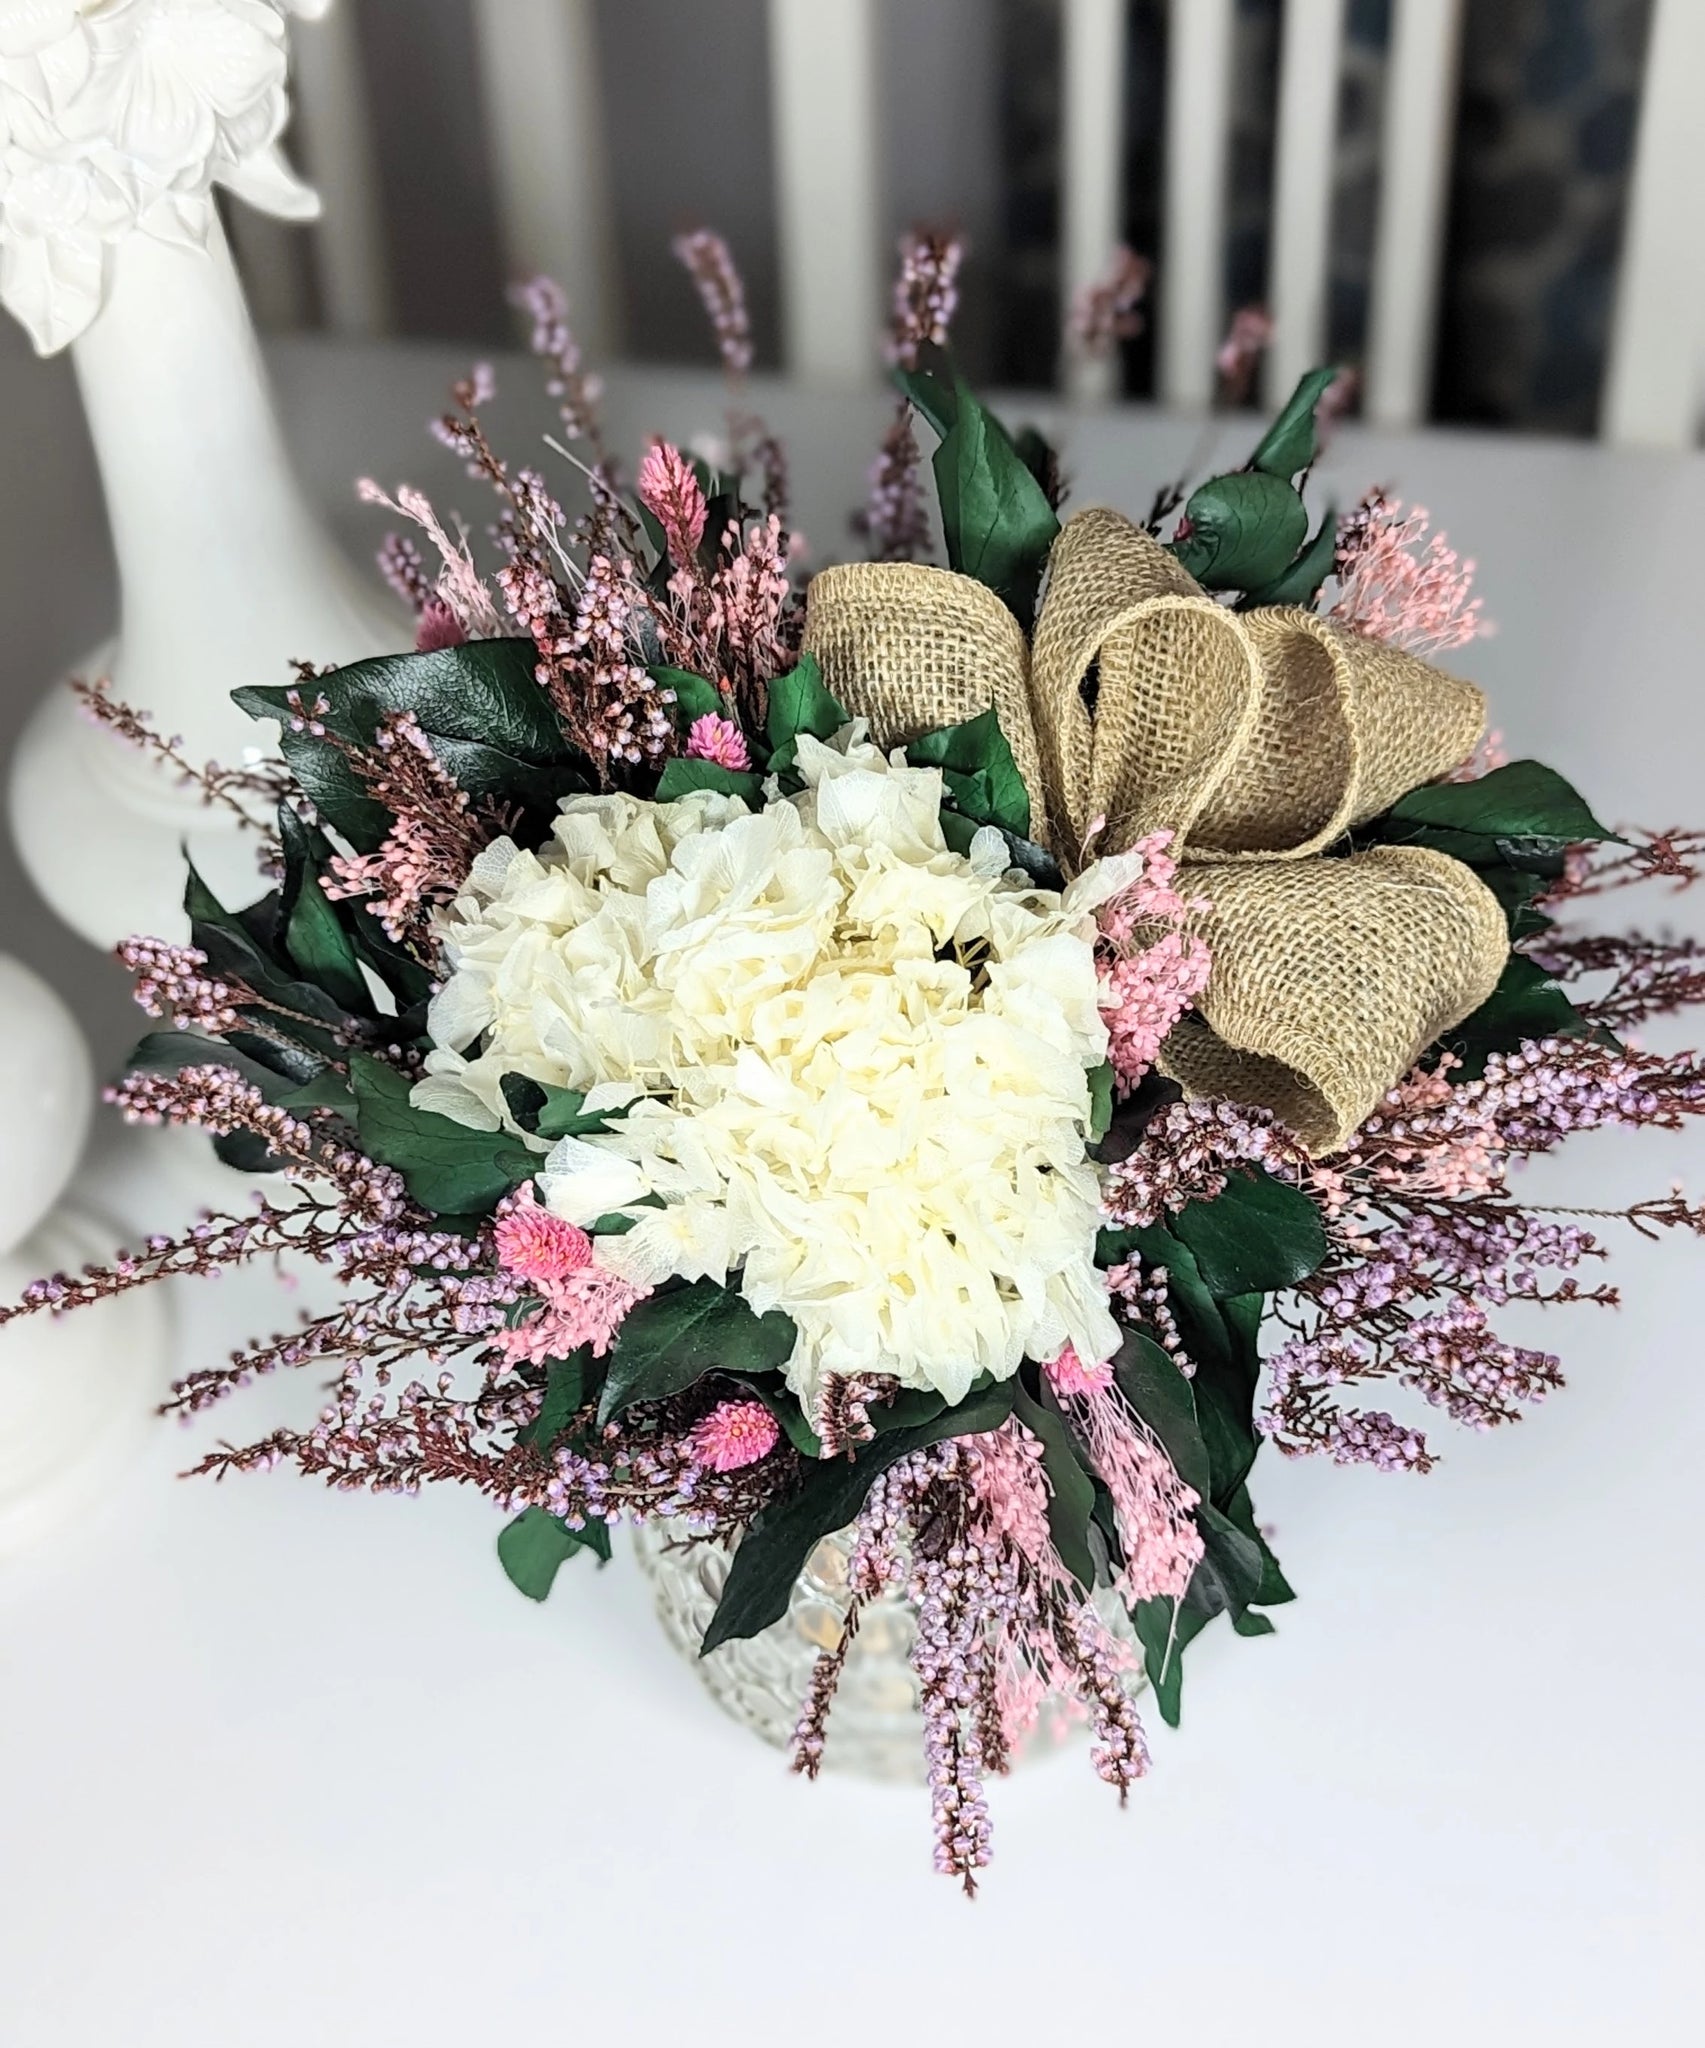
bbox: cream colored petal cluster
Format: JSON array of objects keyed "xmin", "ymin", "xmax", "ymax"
[{"xmin": 421, "ymin": 727, "xmax": 1122, "ymax": 1411}]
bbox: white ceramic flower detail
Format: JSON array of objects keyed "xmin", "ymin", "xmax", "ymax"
[{"xmin": 0, "ymin": 0, "xmax": 322, "ymax": 352}]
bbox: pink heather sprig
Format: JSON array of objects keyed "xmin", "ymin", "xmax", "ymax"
[
  {"xmin": 510, "ymin": 274, "xmax": 607, "ymax": 450},
  {"xmin": 673, "ymin": 230, "xmax": 753, "ymax": 378},
  {"xmin": 886, "ymin": 228, "xmax": 965, "ymax": 370},
  {"xmin": 707, "ymin": 513, "xmax": 793, "ymax": 699},
  {"xmin": 1216, "ymin": 304, "xmax": 1273, "ymax": 406},
  {"xmin": 859, "ymin": 408, "xmax": 934, "ymax": 563},
  {"xmin": 1330, "ymin": 491, "xmax": 1488, "ymax": 658},
  {"xmin": 74, "ymin": 678, "xmax": 292, "ymax": 838},
  {"xmin": 118, "ymin": 938, "xmax": 240, "ymax": 1034},
  {"xmin": 636, "ymin": 439, "xmax": 709, "ymax": 569},
  {"xmin": 1068, "ymin": 244, "xmax": 1152, "ymax": 361},
  {"xmin": 317, "ymin": 706, "xmax": 506, "ymax": 947},
  {"xmin": 685, "ymin": 714, "xmax": 750, "ymax": 771}
]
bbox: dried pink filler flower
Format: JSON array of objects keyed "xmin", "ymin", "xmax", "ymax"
[
  {"xmin": 494, "ymin": 1184, "xmax": 592, "ymax": 1285},
  {"xmin": 414, "ymin": 600, "xmax": 466, "ymax": 652},
  {"xmin": 1069, "ymin": 244, "xmax": 1152, "ymax": 361},
  {"xmin": 1216, "ymin": 304, "xmax": 1273, "ymax": 405},
  {"xmin": 1095, "ymin": 830, "xmax": 1213, "ymax": 1091},
  {"xmin": 497, "ymin": 1264, "xmax": 647, "ymax": 1366},
  {"xmin": 692, "ymin": 1400, "xmax": 781, "ymax": 1473},
  {"xmin": 637, "ymin": 439, "xmax": 709, "ymax": 569},
  {"xmin": 1043, "ymin": 1344, "xmax": 1113, "ymax": 1397},
  {"xmin": 1330, "ymin": 492, "xmax": 1488, "ymax": 658},
  {"xmin": 686, "ymin": 713, "xmax": 750, "ymax": 771}
]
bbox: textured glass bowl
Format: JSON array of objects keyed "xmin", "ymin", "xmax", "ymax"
[{"xmin": 632, "ymin": 1519, "xmax": 1141, "ymax": 1782}]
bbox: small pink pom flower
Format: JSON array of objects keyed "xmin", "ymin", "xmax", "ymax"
[
  {"xmin": 686, "ymin": 713, "xmax": 751, "ymax": 771},
  {"xmin": 494, "ymin": 1183, "xmax": 593, "ymax": 1284},
  {"xmin": 692, "ymin": 1398, "xmax": 780, "ymax": 1472},
  {"xmin": 414, "ymin": 599, "xmax": 467, "ymax": 652},
  {"xmin": 1044, "ymin": 1345, "xmax": 1115, "ymax": 1397}
]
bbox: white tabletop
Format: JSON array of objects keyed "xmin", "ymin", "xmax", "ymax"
[{"xmin": 2, "ymin": 342, "xmax": 1703, "ymax": 2046}]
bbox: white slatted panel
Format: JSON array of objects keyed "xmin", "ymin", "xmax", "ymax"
[
  {"xmin": 1061, "ymin": 0, "xmax": 1129, "ymax": 403},
  {"xmin": 1160, "ymin": 0, "xmax": 1234, "ymax": 409},
  {"xmin": 1364, "ymin": 0, "xmax": 1463, "ymax": 427},
  {"xmin": 470, "ymin": 0, "xmax": 618, "ymax": 358},
  {"xmin": 1602, "ymin": 0, "xmax": 1705, "ymax": 448},
  {"xmin": 767, "ymin": 0, "xmax": 882, "ymax": 386},
  {"xmin": 291, "ymin": 5, "xmax": 390, "ymax": 337},
  {"xmin": 1264, "ymin": 0, "xmax": 1344, "ymax": 406}
]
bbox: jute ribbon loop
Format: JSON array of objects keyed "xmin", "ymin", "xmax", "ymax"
[{"xmin": 802, "ymin": 509, "xmax": 1509, "ymax": 1152}]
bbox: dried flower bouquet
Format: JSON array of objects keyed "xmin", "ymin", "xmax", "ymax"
[{"xmin": 11, "ymin": 235, "xmax": 1705, "ymax": 1893}]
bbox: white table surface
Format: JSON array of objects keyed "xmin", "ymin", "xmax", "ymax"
[{"xmin": 2, "ymin": 341, "xmax": 1704, "ymax": 2046}]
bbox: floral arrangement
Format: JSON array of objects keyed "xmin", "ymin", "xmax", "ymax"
[{"xmin": 12, "ymin": 233, "xmax": 1705, "ymax": 1893}]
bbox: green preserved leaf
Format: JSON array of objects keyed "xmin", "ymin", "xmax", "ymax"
[
  {"xmin": 350, "ymin": 1054, "xmax": 537, "ymax": 1215},
  {"xmin": 905, "ymin": 706, "xmax": 1031, "ymax": 839},
  {"xmin": 1248, "ymin": 365, "xmax": 1341, "ymax": 479},
  {"xmin": 498, "ymin": 1506, "xmax": 609, "ymax": 1600},
  {"xmin": 654, "ymin": 757, "xmax": 764, "ymax": 804},
  {"xmin": 898, "ymin": 359, "xmax": 1060, "ymax": 623},
  {"xmin": 1241, "ymin": 508, "xmax": 1336, "ymax": 610},
  {"xmin": 1388, "ymin": 759, "xmax": 1619, "ymax": 847},
  {"xmin": 764, "ymin": 653, "xmax": 849, "ymax": 773},
  {"xmin": 1168, "ymin": 1168, "xmax": 1328, "ymax": 1296},
  {"xmin": 235, "ymin": 640, "xmax": 568, "ymax": 763},
  {"xmin": 1437, "ymin": 954, "xmax": 1604, "ymax": 1081},
  {"xmin": 277, "ymin": 806, "xmax": 369, "ymax": 1015},
  {"xmin": 596, "ymin": 1280, "xmax": 797, "ymax": 1425},
  {"xmin": 1173, "ymin": 471, "xmax": 1309, "ymax": 592},
  {"xmin": 701, "ymin": 1381, "xmax": 1017, "ymax": 1653}
]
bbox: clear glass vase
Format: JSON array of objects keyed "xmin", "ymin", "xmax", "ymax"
[{"xmin": 631, "ymin": 1519, "xmax": 1142, "ymax": 1781}]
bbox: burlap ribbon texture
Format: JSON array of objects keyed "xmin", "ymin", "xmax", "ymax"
[{"xmin": 802, "ymin": 508, "xmax": 1509, "ymax": 1153}]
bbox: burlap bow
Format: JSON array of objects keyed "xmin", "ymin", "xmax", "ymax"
[{"xmin": 802, "ymin": 508, "xmax": 1509, "ymax": 1153}]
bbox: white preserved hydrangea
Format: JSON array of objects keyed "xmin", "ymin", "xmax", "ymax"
[{"xmin": 420, "ymin": 727, "xmax": 1134, "ymax": 1411}]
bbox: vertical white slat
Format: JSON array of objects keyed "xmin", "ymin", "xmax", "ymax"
[
  {"xmin": 290, "ymin": 6, "xmax": 391, "ymax": 337},
  {"xmin": 470, "ymin": 0, "xmax": 618, "ymax": 359},
  {"xmin": 1061, "ymin": 0, "xmax": 1129, "ymax": 402},
  {"xmin": 1364, "ymin": 0, "xmax": 1464, "ymax": 427},
  {"xmin": 1264, "ymin": 0, "xmax": 1345, "ymax": 406},
  {"xmin": 1602, "ymin": 0, "xmax": 1705, "ymax": 448},
  {"xmin": 767, "ymin": 0, "xmax": 882, "ymax": 387},
  {"xmin": 1160, "ymin": 0, "xmax": 1235, "ymax": 409}
]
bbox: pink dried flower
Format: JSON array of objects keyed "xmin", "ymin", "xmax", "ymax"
[
  {"xmin": 1094, "ymin": 831, "xmax": 1213, "ymax": 1090},
  {"xmin": 686, "ymin": 713, "xmax": 750, "ymax": 771},
  {"xmin": 673, "ymin": 229, "xmax": 753, "ymax": 378},
  {"xmin": 692, "ymin": 1399, "xmax": 781, "ymax": 1473},
  {"xmin": 637, "ymin": 439, "xmax": 709, "ymax": 569},
  {"xmin": 1043, "ymin": 1345, "xmax": 1114, "ymax": 1397},
  {"xmin": 497, "ymin": 1263, "xmax": 647, "ymax": 1365},
  {"xmin": 1330, "ymin": 492, "xmax": 1489, "ymax": 659},
  {"xmin": 494, "ymin": 1183, "xmax": 593, "ymax": 1285},
  {"xmin": 708, "ymin": 513, "xmax": 791, "ymax": 689},
  {"xmin": 414, "ymin": 600, "xmax": 466, "ymax": 652},
  {"xmin": 1069, "ymin": 245, "xmax": 1152, "ymax": 361},
  {"xmin": 886, "ymin": 228, "xmax": 965, "ymax": 370},
  {"xmin": 1216, "ymin": 304, "xmax": 1273, "ymax": 405}
]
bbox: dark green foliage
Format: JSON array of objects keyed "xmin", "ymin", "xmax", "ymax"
[
  {"xmin": 349, "ymin": 1054, "xmax": 537, "ymax": 1215},
  {"xmin": 596, "ymin": 1281, "xmax": 797, "ymax": 1425},
  {"xmin": 701, "ymin": 1382, "xmax": 1017, "ymax": 1652}
]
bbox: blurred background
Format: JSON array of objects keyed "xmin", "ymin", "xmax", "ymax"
[{"xmin": 220, "ymin": 0, "xmax": 1674, "ymax": 441}]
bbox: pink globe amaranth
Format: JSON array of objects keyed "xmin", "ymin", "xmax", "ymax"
[{"xmin": 691, "ymin": 1399, "xmax": 781, "ymax": 1473}]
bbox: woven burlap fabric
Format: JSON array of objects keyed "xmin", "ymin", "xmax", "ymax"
[
  {"xmin": 799, "ymin": 511, "xmax": 1510, "ymax": 1153},
  {"xmin": 801, "ymin": 561, "xmax": 1051, "ymax": 846},
  {"xmin": 1157, "ymin": 847, "xmax": 1509, "ymax": 1151}
]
